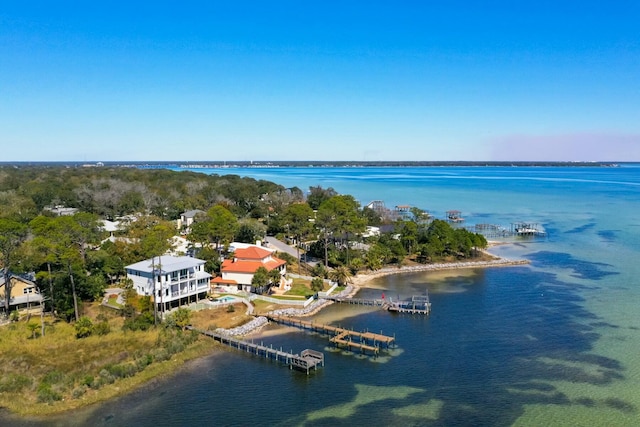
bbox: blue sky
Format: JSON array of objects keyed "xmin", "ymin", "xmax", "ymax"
[{"xmin": 2, "ymin": 1, "xmax": 639, "ymax": 162}]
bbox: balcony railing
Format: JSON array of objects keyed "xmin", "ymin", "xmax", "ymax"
[{"xmin": 170, "ymin": 274, "xmax": 196, "ymax": 283}]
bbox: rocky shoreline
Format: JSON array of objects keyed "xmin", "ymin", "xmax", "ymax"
[{"xmin": 215, "ymin": 284, "xmax": 356, "ymax": 337}]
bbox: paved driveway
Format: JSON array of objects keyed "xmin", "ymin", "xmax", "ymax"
[{"xmin": 264, "ymin": 236, "xmax": 298, "ymax": 258}]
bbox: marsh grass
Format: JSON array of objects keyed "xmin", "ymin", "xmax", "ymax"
[{"xmin": 0, "ymin": 307, "xmax": 217, "ymax": 416}]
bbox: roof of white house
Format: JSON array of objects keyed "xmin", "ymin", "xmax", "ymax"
[
  {"xmin": 126, "ymin": 255, "xmax": 206, "ymax": 275},
  {"xmin": 228, "ymin": 241, "xmax": 274, "ymax": 253},
  {"xmin": 101, "ymin": 219, "xmax": 120, "ymax": 232}
]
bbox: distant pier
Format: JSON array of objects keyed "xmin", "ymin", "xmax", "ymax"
[
  {"xmin": 472, "ymin": 222, "xmax": 546, "ymax": 238},
  {"xmin": 188, "ymin": 327, "xmax": 324, "ymax": 374},
  {"xmin": 324, "ymin": 294, "xmax": 432, "ymax": 315}
]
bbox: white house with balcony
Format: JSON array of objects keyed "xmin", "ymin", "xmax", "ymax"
[{"xmin": 125, "ymin": 255, "xmax": 211, "ymax": 311}]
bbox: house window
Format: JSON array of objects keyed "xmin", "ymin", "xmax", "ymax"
[{"xmin": 23, "ymin": 287, "xmax": 34, "ymax": 294}]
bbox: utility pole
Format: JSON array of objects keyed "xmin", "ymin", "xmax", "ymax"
[{"xmin": 153, "ymin": 255, "xmax": 158, "ymax": 327}]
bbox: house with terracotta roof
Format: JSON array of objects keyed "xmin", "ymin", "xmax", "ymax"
[{"xmin": 212, "ymin": 245, "xmax": 286, "ymax": 292}]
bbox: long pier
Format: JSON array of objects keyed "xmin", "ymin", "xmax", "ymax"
[
  {"xmin": 265, "ymin": 314, "xmax": 395, "ymax": 356},
  {"xmin": 324, "ymin": 294, "xmax": 431, "ymax": 315},
  {"xmin": 187, "ymin": 327, "xmax": 324, "ymax": 374},
  {"xmin": 323, "ymin": 296, "xmax": 386, "ymax": 307}
]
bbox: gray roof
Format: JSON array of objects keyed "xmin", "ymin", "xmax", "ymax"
[
  {"xmin": 126, "ymin": 255, "xmax": 206, "ymax": 274},
  {"xmin": 182, "ymin": 209, "xmax": 205, "ymax": 219},
  {"xmin": 0, "ymin": 294, "xmax": 43, "ymax": 306},
  {"xmin": 0, "ymin": 273, "xmax": 36, "ymax": 288}
]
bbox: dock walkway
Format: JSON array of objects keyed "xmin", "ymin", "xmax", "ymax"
[
  {"xmin": 323, "ymin": 296, "xmax": 386, "ymax": 307},
  {"xmin": 187, "ymin": 326, "xmax": 324, "ymax": 374},
  {"xmin": 265, "ymin": 314, "xmax": 395, "ymax": 356}
]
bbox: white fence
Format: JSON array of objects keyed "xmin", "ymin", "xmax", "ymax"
[{"xmin": 248, "ymin": 294, "xmax": 312, "ymax": 307}]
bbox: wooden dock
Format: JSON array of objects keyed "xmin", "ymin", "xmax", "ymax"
[
  {"xmin": 386, "ymin": 295, "xmax": 431, "ymax": 315},
  {"xmin": 187, "ymin": 326, "xmax": 324, "ymax": 374},
  {"xmin": 323, "ymin": 296, "xmax": 386, "ymax": 307},
  {"xmin": 265, "ymin": 314, "xmax": 395, "ymax": 356}
]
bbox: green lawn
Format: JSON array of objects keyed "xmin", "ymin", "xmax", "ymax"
[
  {"xmin": 284, "ymin": 278, "xmax": 313, "ymax": 297},
  {"xmin": 107, "ymin": 295, "xmax": 122, "ymax": 308}
]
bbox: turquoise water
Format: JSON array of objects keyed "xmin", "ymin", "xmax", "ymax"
[{"xmin": 6, "ymin": 165, "xmax": 640, "ymax": 426}]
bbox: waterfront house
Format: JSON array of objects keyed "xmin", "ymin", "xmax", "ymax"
[
  {"xmin": 212, "ymin": 245, "xmax": 286, "ymax": 292},
  {"xmin": 177, "ymin": 209, "xmax": 205, "ymax": 232},
  {"xmin": 0, "ymin": 273, "xmax": 43, "ymax": 315},
  {"xmin": 125, "ymin": 255, "xmax": 211, "ymax": 311},
  {"xmin": 44, "ymin": 205, "xmax": 78, "ymax": 216}
]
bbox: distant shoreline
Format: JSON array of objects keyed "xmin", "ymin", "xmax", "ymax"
[
  {"xmin": 348, "ymin": 257, "xmax": 530, "ymax": 288},
  {"xmin": 0, "ymin": 160, "xmax": 623, "ymax": 168}
]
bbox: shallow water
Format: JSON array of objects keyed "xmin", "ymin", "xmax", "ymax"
[{"xmin": 5, "ymin": 165, "xmax": 640, "ymax": 426}]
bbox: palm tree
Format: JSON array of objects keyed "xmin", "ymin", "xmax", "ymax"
[
  {"xmin": 329, "ymin": 266, "xmax": 352, "ymax": 287},
  {"xmin": 251, "ymin": 267, "xmax": 269, "ymax": 294},
  {"xmin": 268, "ymin": 268, "xmax": 282, "ymax": 291}
]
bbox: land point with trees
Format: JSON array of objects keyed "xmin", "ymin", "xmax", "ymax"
[{"xmin": 0, "ymin": 165, "xmax": 487, "ymax": 415}]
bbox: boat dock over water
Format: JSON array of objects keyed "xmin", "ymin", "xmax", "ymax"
[
  {"xmin": 324, "ymin": 293, "xmax": 431, "ymax": 315},
  {"xmin": 265, "ymin": 314, "xmax": 396, "ymax": 356},
  {"xmin": 386, "ymin": 295, "xmax": 431, "ymax": 314},
  {"xmin": 187, "ymin": 327, "xmax": 324, "ymax": 374}
]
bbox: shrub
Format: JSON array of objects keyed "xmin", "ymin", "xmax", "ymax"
[
  {"xmin": 152, "ymin": 348, "xmax": 170, "ymax": 362},
  {"xmin": 135, "ymin": 354, "xmax": 153, "ymax": 371},
  {"xmin": 81, "ymin": 375, "xmax": 94, "ymax": 388},
  {"xmin": 93, "ymin": 321, "xmax": 111, "ymax": 336},
  {"xmin": 42, "ymin": 370, "xmax": 64, "ymax": 386},
  {"xmin": 311, "ymin": 277, "xmax": 324, "ymax": 292},
  {"xmin": 278, "ymin": 252, "xmax": 297, "ymax": 265},
  {"xmin": 27, "ymin": 322, "xmax": 40, "ymax": 339},
  {"xmin": 75, "ymin": 316, "xmax": 94, "ymax": 339},
  {"xmin": 166, "ymin": 339, "xmax": 185, "ymax": 355},
  {"xmin": 172, "ymin": 307, "xmax": 192, "ymax": 330},
  {"xmin": 72, "ymin": 385, "xmax": 88, "ymax": 399},
  {"xmin": 122, "ymin": 312, "xmax": 154, "ymax": 331},
  {"xmin": 106, "ymin": 363, "xmax": 138, "ymax": 379},
  {"xmin": 311, "ymin": 263, "xmax": 327, "ymax": 278},
  {"xmin": 0, "ymin": 374, "xmax": 32, "ymax": 393},
  {"xmin": 226, "ymin": 304, "xmax": 235, "ymax": 313},
  {"xmin": 98, "ymin": 369, "xmax": 115, "ymax": 385},
  {"xmin": 37, "ymin": 383, "xmax": 62, "ymax": 403}
]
